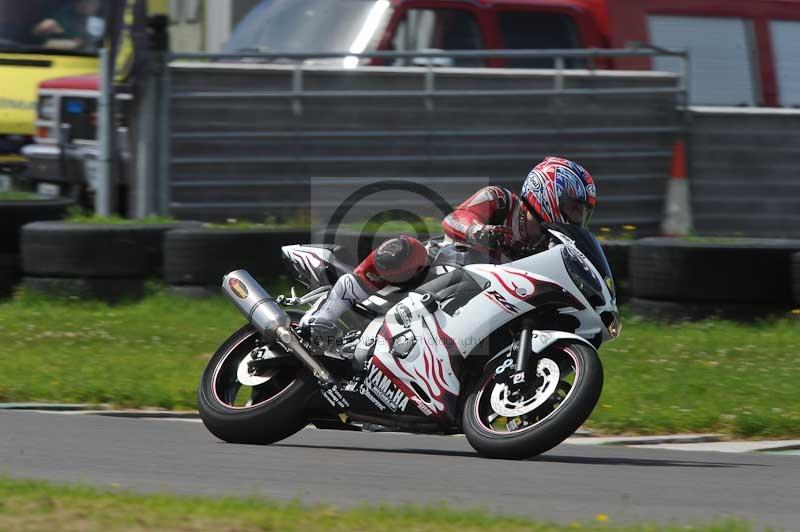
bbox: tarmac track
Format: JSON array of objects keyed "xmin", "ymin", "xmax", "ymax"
[{"xmin": 1, "ymin": 411, "xmax": 799, "ymax": 529}]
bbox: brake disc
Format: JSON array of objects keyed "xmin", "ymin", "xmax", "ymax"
[
  {"xmin": 489, "ymin": 358, "xmax": 560, "ymax": 418},
  {"xmin": 236, "ymin": 346, "xmax": 279, "ymax": 386}
]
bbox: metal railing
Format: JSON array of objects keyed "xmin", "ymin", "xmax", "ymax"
[
  {"xmin": 142, "ymin": 47, "xmax": 689, "ymax": 232},
  {"xmin": 169, "ymin": 47, "xmax": 689, "ymax": 100}
]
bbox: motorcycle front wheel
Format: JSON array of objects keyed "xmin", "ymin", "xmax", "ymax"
[
  {"xmin": 463, "ymin": 341, "xmax": 603, "ymax": 460},
  {"xmin": 198, "ymin": 311, "xmax": 317, "ymax": 445}
]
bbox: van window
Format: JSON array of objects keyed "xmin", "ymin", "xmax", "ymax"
[
  {"xmin": 648, "ymin": 15, "xmax": 758, "ymax": 106},
  {"xmin": 391, "ymin": 8, "xmax": 483, "ymax": 67},
  {"xmin": 770, "ymin": 20, "xmax": 800, "ymax": 107},
  {"xmin": 498, "ymin": 12, "xmax": 582, "ymax": 68},
  {"xmin": 0, "ymin": 0, "xmax": 103, "ymax": 55},
  {"xmin": 223, "ymin": 0, "xmax": 393, "ymax": 55}
]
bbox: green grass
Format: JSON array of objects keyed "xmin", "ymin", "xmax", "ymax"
[
  {"xmin": 0, "ymin": 289, "xmax": 798, "ymax": 437},
  {"xmin": 591, "ymin": 314, "xmax": 800, "ymax": 437},
  {"xmin": 203, "ymin": 214, "xmax": 312, "ymax": 229},
  {"xmin": 0, "ymin": 191, "xmax": 41, "ymax": 201},
  {"xmin": 203, "ymin": 215, "xmax": 441, "ymax": 234},
  {"xmin": 678, "ymin": 236, "xmax": 785, "ymax": 245},
  {"xmin": 595, "ymin": 225, "xmax": 639, "ymax": 241},
  {"xmin": 66, "ymin": 209, "xmax": 175, "ymax": 225},
  {"xmin": 340, "ymin": 216, "xmax": 443, "ymax": 236},
  {"xmin": 0, "ymin": 477, "xmax": 753, "ymax": 531},
  {"xmin": 0, "ymin": 289, "xmax": 245, "ymax": 410}
]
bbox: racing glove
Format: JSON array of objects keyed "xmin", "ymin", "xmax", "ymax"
[{"xmin": 466, "ymin": 223, "xmax": 513, "ymax": 249}]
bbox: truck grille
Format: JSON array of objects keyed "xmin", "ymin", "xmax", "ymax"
[{"xmin": 60, "ymin": 96, "xmax": 97, "ymax": 141}]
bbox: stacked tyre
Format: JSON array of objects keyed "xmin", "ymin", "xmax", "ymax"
[
  {"xmin": 164, "ymin": 227, "xmax": 311, "ymax": 296},
  {"xmin": 631, "ymin": 238, "xmax": 800, "ymax": 320},
  {"xmin": 0, "ymin": 253, "xmax": 18, "ymax": 298},
  {"xmin": 21, "ymin": 221, "xmax": 193, "ymax": 302},
  {"xmin": 600, "ymin": 240, "xmax": 632, "ymax": 302},
  {"xmin": 0, "ymin": 197, "xmax": 73, "ymax": 297}
]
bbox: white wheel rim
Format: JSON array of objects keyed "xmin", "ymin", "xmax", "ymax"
[{"xmin": 236, "ymin": 345, "xmax": 280, "ymax": 386}]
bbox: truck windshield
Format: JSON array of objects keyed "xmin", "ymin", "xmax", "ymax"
[
  {"xmin": 0, "ymin": 0, "xmax": 103, "ymax": 56},
  {"xmin": 224, "ymin": 0, "xmax": 393, "ymax": 57}
]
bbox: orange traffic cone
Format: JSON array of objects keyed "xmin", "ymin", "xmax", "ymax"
[{"xmin": 661, "ymin": 139, "xmax": 693, "ymax": 236}]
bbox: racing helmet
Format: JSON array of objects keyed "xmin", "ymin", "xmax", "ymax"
[{"xmin": 520, "ymin": 157, "xmax": 597, "ymax": 227}]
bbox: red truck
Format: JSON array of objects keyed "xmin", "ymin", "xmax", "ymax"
[
  {"xmin": 24, "ymin": 0, "xmax": 800, "ymax": 199},
  {"xmin": 226, "ymin": 0, "xmax": 800, "ymax": 106}
]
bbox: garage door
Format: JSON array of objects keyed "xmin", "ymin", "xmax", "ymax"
[
  {"xmin": 770, "ymin": 20, "xmax": 800, "ymax": 107},
  {"xmin": 648, "ymin": 15, "xmax": 758, "ymax": 106}
]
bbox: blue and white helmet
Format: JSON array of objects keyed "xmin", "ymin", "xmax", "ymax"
[{"xmin": 521, "ymin": 157, "xmax": 597, "ymax": 226}]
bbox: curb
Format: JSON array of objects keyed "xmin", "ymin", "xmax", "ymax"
[
  {"xmin": 90, "ymin": 410, "xmax": 200, "ymax": 420},
  {"xmin": 0, "ymin": 402, "xmax": 90, "ymax": 411},
  {"xmin": 631, "ymin": 440, "xmax": 800, "ymax": 454},
  {"xmin": 565, "ymin": 434, "xmax": 724, "ymax": 446},
  {"xmin": 0, "ymin": 403, "xmax": 198, "ymax": 419}
]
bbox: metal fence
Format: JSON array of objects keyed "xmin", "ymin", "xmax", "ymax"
[
  {"xmin": 155, "ymin": 48, "xmax": 688, "ymax": 233},
  {"xmin": 689, "ymin": 106, "xmax": 800, "ymax": 238}
]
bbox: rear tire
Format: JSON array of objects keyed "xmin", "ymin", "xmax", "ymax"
[
  {"xmin": 198, "ymin": 316, "xmax": 317, "ymax": 445},
  {"xmin": 463, "ymin": 342, "xmax": 602, "ymax": 460}
]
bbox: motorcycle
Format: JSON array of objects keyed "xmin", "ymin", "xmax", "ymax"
[{"xmin": 198, "ymin": 223, "xmax": 620, "ymax": 459}]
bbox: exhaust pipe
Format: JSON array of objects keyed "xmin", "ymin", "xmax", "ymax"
[{"xmin": 222, "ymin": 270, "xmax": 335, "ymax": 386}]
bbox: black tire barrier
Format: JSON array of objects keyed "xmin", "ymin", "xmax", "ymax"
[
  {"xmin": 0, "ymin": 253, "xmax": 20, "ymax": 298},
  {"xmin": 629, "ymin": 297, "xmax": 792, "ymax": 322},
  {"xmin": 21, "ymin": 276, "xmax": 146, "ymax": 303},
  {"xmin": 164, "ymin": 227, "xmax": 311, "ymax": 286},
  {"xmin": 21, "ymin": 221, "xmax": 199, "ymax": 278},
  {"xmin": 631, "ymin": 238, "xmax": 800, "ymax": 304},
  {"xmin": 600, "ymin": 240, "xmax": 632, "ymax": 302},
  {"xmin": 0, "ymin": 197, "xmax": 73, "ymax": 254}
]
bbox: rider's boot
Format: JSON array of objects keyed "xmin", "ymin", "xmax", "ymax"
[
  {"xmin": 299, "ymin": 273, "xmax": 370, "ymax": 353},
  {"xmin": 300, "ymin": 236, "xmax": 428, "ymax": 354}
]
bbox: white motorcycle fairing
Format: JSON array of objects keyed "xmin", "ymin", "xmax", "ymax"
[{"xmin": 365, "ymin": 242, "xmax": 610, "ymax": 420}]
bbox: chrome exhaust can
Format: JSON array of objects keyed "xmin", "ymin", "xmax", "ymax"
[
  {"xmin": 221, "ymin": 270, "xmax": 336, "ymax": 387},
  {"xmin": 222, "ymin": 270, "xmax": 291, "ymax": 338}
]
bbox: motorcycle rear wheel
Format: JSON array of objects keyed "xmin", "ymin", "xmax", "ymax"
[
  {"xmin": 198, "ymin": 314, "xmax": 316, "ymax": 445},
  {"xmin": 463, "ymin": 341, "xmax": 603, "ymax": 460}
]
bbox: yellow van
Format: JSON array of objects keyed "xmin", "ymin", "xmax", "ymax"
[{"xmin": 0, "ymin": 1, "xmax": 107, "ymax": 173}]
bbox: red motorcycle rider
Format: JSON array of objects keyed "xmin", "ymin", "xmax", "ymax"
[{"xmin": 301, "ymin": 157, "xmax": 597, "ymax": 349}]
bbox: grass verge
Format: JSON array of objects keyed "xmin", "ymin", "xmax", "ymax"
[
  {"xmin": 0, "ymin": 288, "xmax": 798, "ymax": 436},
  {"xmin": 340, "ymin": 216, "xmax": 443, "ymax": 236},
  {"xmin": 0, "ymin": 477, "xmax": 752, "ymax": 532},
  {"xmin": 65, "ymin": 208, "xmax": 175, "ymax": 225},
  {"xmin": 591, "ymin": 315, "xmax": 800, "ymax": 437},
  {"xmin": 0, "ymin": 191, "xmax": 42, "ymax": 201}
]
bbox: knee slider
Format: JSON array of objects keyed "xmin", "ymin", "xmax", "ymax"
[{"xmin": 375, "ymin": 236, "xmax": 428, "ymax": 284}]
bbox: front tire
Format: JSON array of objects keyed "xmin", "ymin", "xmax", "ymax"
[
  {"xmin": 198, "ymin": 316, "xmax": 317, "ymax": 445},
  {"xmin": 463, "ymin": 341, "xmax": 603, "ymax": 460}
]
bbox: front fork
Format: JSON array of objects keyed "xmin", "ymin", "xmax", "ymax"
[
  {"xmin": 496, "ymin": 320, "xmax": 534, "ymax": 389},
  {"xmin": 494, "ymin": 321, "xmax": 533, "ymax": 391},
  {"xmin": 512, "ymin": 318, "xmax": 535, "ymax": 386}
]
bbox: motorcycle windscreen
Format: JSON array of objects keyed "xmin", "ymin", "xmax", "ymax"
[{"xmin": 545, "ymin": 223, "xmax": 615, "ymax": 297}]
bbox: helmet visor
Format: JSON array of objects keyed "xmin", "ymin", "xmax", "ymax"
[{"xmin": 561, "ymin": 198, "xmax": 593, "ymax": 227}]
